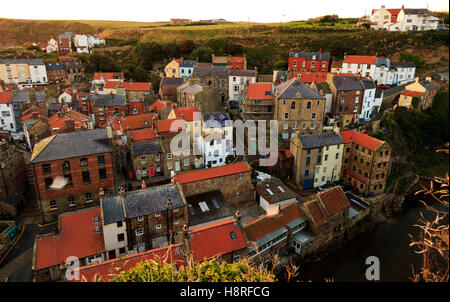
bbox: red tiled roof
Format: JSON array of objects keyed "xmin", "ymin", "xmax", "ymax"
[
  {"xmin": 94, "ymin": 72, "xmax": 124, "ymax": 80},
  {"xmin": 340, "ymin": 130, "xmax": 384, "ymax": 151},
  {"xmin": 49, "ymin": 116, "xmax": 87, "ymax": 130},
  {"xmin": 290, "ymin": 72, "xmax": 328, "ymax": 82},
  {"xmin": 317, "ymin": 186, "xmax": 350, "ymax": 216},
  {"xmin": 58, "ymin": 56, "xmax": 72, "ymax": 62},
  {"xmin": 111, "ymin": 113, "xmax": 157, "ymax": 131},
  {"xmin": 104, "ymin": 81, "xmax": 119, "ymax": 89},
  {"xmin": 402, "ymin": 90, "xmax": 424, "ymax": 97},
  {"xmin": 0, "ymin": 92, "xmax": 13, "ymax": 104},
  {"xmin": 344, "ymin": 169, "xmax": 367, "ymax": 183},
  {"xmin": 391, "ymin": 16, "xmax": 398, "ymax": 23},
  {"xmin": 197, "ymin": 62, "xmax": 211, "ymax": 67},
  {"xmin": 248, "ymin": 83, "xmax": 273, "ymax": 100},
  {"xmin": 387, "ymin": 8, "xmax": 402, "ymax": 15},
  {"xmin": 344, "ymin": 55, "xmax": 377, "ymax": 65},
  {"xmin": 172, "ymin": 106, "xmax": 201, "ymax": 122},
  {"xmin": 21, "ymin": 106, "xmax": 48, "ymax": 116},
  {"xmin": 189, "ymin": 220, "xmax": 247, "ymax": 263},
  {"xmin": 72, "ymin": 244, "xmax": 186, "ymax": 282},
  {"xmin": 21, "ymin": 112, "xmax": 49, "ymax": 121},
  {"xmin": 130, "ymin": 128, "xmax": 157, "ymax": 141},
  {"xmin": 156, "ymin": 119, "xmax": 184, "ymax": 133},
  {"xmin": 244, "ymin": 203, "xmax": 303, "ymax": 242},
  {"xmin": 173, "ymin": 162, "xmax": 250, "ymax": 184},
  {"xmin": 230, "ymin": 57, "xmax": 244, "ymax": 62},
  {"xmin": 35, "ymin": 208, "xmax": 105, "ymax": 271},
  {"xmin": 48, "ymin": 109, "xmax": 90, "ymax": 128},
  {"xmin": 118, "ymin": 82, "xmax": 152, "ymax": 91},
  {"xmin": 305, "ymin": 200, "xmax": 327, "ymax": 227},
  {"xmin": 148, "ymin": 100, "xmax": 171, "ymax": 113},
  {"xmin": 331, "ymin": 61, "xmax": 343, "ymax": 69}
]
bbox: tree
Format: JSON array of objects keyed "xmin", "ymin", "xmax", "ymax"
[
  {"xmin": 400, "ymin": 52, "xmax": 425, "ymax": 69},
  {"xmin": 133, "ymin": 65, "xmax": 149, "ymax": 82},
  {"xmin": 179, "ymin": 40, "xmax": 195, "ymax": 54},
  {"xmin": 189, "ymin": 47, "xmax": 213, "ymax": 62},
  {"xmin": 412, "ymin": 96, "xmax": 420, "ymax": 109},
  {"xmin": 150, "ymin": 74, "xmax": 162, "ymax": 94},
  {"xmin": 245, "ymin": 46, "xmax": 276, "ymax": 74},
  {"xmin": 273, "ymin": 60, "xmax": 288, "ymax": 71},
  {"xmin": 162, "ymin": 42, "xmax": 181, "ymax": 60},
  {"xmin": 361, "ymin": 23, "xmax": 371, "ymax": 30},
  {"xmin": 135, "ymin": 41, "xmax": 164, "ymax": 70}
]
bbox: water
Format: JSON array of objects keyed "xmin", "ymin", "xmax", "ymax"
[{"xmin": 296, "ymin": 190, "xmax": 447, "ymax": 282}]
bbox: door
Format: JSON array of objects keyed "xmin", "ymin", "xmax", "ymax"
[
  {"xmin": 50, "ymin": 266, "xmax": 59, "ymax": 281},
  {"xmin": 353, "ymin": 180, "xmax": 358, "ymax": 190},
  {"xmin": 175, "ymin": 161, "xmax": 180, "ymax": 171},
  {"xmin": 108, "ymin": 250, "xmax": 116, "ymax": 260},
  {"xmin": 303, "ymin": 179, "xmax": 314, "ymax": 189},
  {"xmin": 149, "ymin": 167, "xmax": 154, "ymax": 177}
]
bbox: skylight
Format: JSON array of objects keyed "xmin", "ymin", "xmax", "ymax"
[
  {"xmin": 199, "ymin": 201, "xmax": 210, "ymax": 212},
  {"xmin": 212, "ymin": 198, "xmax": 220, "ymax": 209},
  {"xmin": 278, "ymin": 186, "xmax": 285, "ymax": 193},
  {"xmin": 266, "ymin": 189, "xmax": 274, "ymax": 195}
]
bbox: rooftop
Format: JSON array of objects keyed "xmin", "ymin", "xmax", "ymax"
[
  {"xmin": 186, "ymin": 190, "xmax": 234, "ymax": 228},
  {"xmin": 333, "ymin": 75, "xmax": 364, "ymax": 91},
  {"xmin": 173, "ymin": 162, "xmax": 250, "ymax": 184},
  {"xmin": 132, "ymin": 141, "xmax": 162, "ymax": 156},
  {"xmin": 275, "ymin": 78, "xmax": 324, "ymax": 100},
  {"xmin": 298, "ymin": 132, "xmax": 344, "ymax": 149},
  {"xmin": 289, "ymin": 51, "xmax": 330, "ymax": 61},
  {"xmin": 93, "ymin": 94, "xmax": 127, "ymax": 107},
  {"xmin": 255, "ymin": 178, "xmax": 301, "ymax": 205},
  {"xmin": 340, "ymin": 130, "xmax": 384, "ymax": 151}
]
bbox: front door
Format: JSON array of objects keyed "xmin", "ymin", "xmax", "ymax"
[
  {"xmin": 149, "ymin": 167, "xmax": 154, "ymax": 177},
  {"xmin": 175, "ymin": 161, "xmax": 180, "ymax": 171},
  {"xmin": 108, "ymin": 250, "xmax": 116, "ymax": 260}
]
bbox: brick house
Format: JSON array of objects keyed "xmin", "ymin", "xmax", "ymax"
[
  {"xmin": 288, "ymin": 50, "xmax": 330, "ymax": 73},
  {"xmin": 100, "ymin": 183, "xmax": 188, "ymax": 255},
  {"xmin": 45, "ymin": 63, "xmax": 68, "ymax": 84},
  {"xmin": 92, "ymin": 94, "xmax": 127, "ymax": 128},
  {"xmin": 32, "ymin": 207, "xmax": 106, "ymax": 281},
  {"xmin": 159, "ymin": 77, "xmax": 184, "ymax": 102},
  {"xmin": 273, "ymin": 78, "xmax": 325, "ymax": 140},
  {"xmin": 172, "ymin": 162, "xmax": 253, "ymax": 207},
  {"xmin": 57, "ymin": 32, "xmax": 75, "ymax": 55},
  {"xmin": 405, "ymin": 77, "xmax": 439, "ymax": 110},
  {"xmin": 300, "ymin": 186, "xmax": 350, "ymax": 250},
  {"xmin": 129, "ymin": 128, "xmax": 163, "ymax": 179},
  {"xmin": 228, "ymin": 55, "xmax": 247, "ymax": 70},
  {"xmin": 47, "ymin": 108, "xmax": 92, "ymax": 135},
  {"xmin": 30, "ymin": 129, "xmax": 115, "ymax": 223},
  {"xmin": 192, "ymin": 65, "xmax": 230, "ymax": 104},
  {"xmin": 290, "ymin": 131, "xmax": 344, "ymax": 189},
  {"xmin": 327, "ymin": 74, "xmax": 365, "ymax": 127},
  {"xmin": 340, "ymin": 130, "xmax": 392, "ymax": 196}
]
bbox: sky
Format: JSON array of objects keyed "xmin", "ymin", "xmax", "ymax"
[{"xmin": 1, "ymin": 0, "xmax": 449, "ymax": 23}]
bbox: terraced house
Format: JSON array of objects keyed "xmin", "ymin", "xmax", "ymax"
[
  {"xmin": 30, "ymin": 129, "xmax": 115, "ymax": 222},
  {"xmin": 192, "ymin": 65, "xmax": 230, "ymax": 104},
  {"xmin": 273, "ymin": 78, "xmax": 325, "ymax": 139},
  {"xmin": 290, "ymin": 131, "xmax": 344, "ymax": 189},
  {"xmin": 340, "ymin": 130, "xmax": 392, "ymax": 196}
]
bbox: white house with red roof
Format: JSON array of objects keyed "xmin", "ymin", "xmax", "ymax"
[
  {"xmin": 369, "ymin": 5, "xmax": 439, "ymax": 31},
  {"xmin": 341, "ymin": 55, "xmax": 377, "ymax": 78},
  {"xmin": 0, "ymin": 91, "xmax": 17, "ymax": 132}
]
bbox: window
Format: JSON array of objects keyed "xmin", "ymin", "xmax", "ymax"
[
  {"xmin": 306, "ymin": 101, "xmax": 311, "ymax": 110},
  {"xmin": 238, "ymin": 173, "xmax": 243, "ymax": 179},
  {"xmin": 85, "ymin": 192, "xmax": 93, "ymax": 203},
  {"xmin": 117, "ymin": 221, "xmax": 123, "ymax": 228},
  {"xmin": 68, "ymin": 196, "xmax": 76, "ymax": 207},
  {"xmin": 304, "ymin": 170, "xmax": 309, "ymax": 177},
  {"xmin": 233, "ymin": 255, "xmax": 240, "ymax": 262},
  {"xmin": 311, "ymin": 123, "xmax": 315, "ymax": 130},
  {"xmin": 324, "ymin": 154, "xmax": 328, "ymax": 161},
  {"xmin": 155, "ymin": 212, "xmax": 161, "ymax": 217},
  {"xmin": 62, "ymin": 161, "xmax": 71, "ymax": 172},
  {"xmin": 156, "ymin": 224, "xmax": 162, "ymax": 230},
  {"xmin": 80, "ymin": 158, "xmax": 88, "ymax": 167},
  {"xmin": 82, "ymin": 171, "xmax": 91, "ymax": 183},
  {"xmin": 312, "ymin": 113, "xmax": 316, "ymax": 120},
  {"xmin": 137, "ymin": 216, "xmax": 144, "ymax": 222},
  {"xmin": 291, "ymin": 101, "xmax": 296, "ymax": 110},
  {"xmin": 45, "ymin": 177, "xmax": 53, "ymax": 189},
  {"xmin": 140, "ymin": 156, "xmax": 146, "ymax": 164},
  {"xmin": 282, "ymin": 100, "xmax": 286, "ymax": 106},
  {"xmin": 49, "ymin": 200, "xmax": 58, "ymax": 210},
  {"xmin": 119, "ymin": 247, "xmax": 126, "ymax": 254},
  {"xmin": 167, "ymin": 153, "xmax": 172, "ymax": 159},
  {"xmin": 135, "ymin": 228, "xmax": 143, "ymax": 236},
  {"xmin": 306, "ymin": 157, "xmax": 310, "ymax": 165},
  {"xmin": 317, "ymin": 155, "xmax": 321, "ymax": 164},
  {"xmin": 99, "ymin": 168, "xmax": 107, "ymax": 180},
  {"xmin": 184, "ymin": 159, "xmax": 189, "ymax": 166},
  {"xmin": 284, "ymin": 112, "xmax": 289, "ymax": 120},
  {"xmin": 97, "ymin": 156, "xmax": 105, "ymax": 165},
  {"xmin": 174, "ymin": 219, "xmax": 179, "ymax": 225},
  {"xmin": 167, "ymin": 162, "xmax": 173, "ymax": 170},
  {"xmin": 199, "ymin": 201, "xmax": 210, "ymax": 212},
  {"xmin": 335, "ymin": 153, "xmax": 340, "ymax": 159},
  {"xmin": 117, "ymin": 233, "xmax": 125, "ymax": 242}
]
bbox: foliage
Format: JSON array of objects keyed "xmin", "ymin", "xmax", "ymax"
[
  {"xmin": 133, "ymin": 65, "xmax": 149, "ymax": 82},
  {"xmin": 179, "ymin": 40, "xmax": 196, "ymax": 54},
  {"xmin": 431, "ymin": 11, "xmax": 450, "ymax": 24},
  {"xmin": 135, "ymin": 41, "xmax": 164, "ymax": 70},
  {"xmin": 361, "ymin": 23, "xmax": 371, "ymax": 30},
  {"xmin": 188, "ymin": 46, "xmax": 213, "ymax": 62},
  {"xmin": 412, "ymin": 96, "xmax": 420, "ymax": 109},
  {"xmin": 318, "ymin": 15, "xmax": 339, "ymax": 23},
  {"xmin": 85, "ymin": 53, "xmax": 122, "ymax": 73},
  {"xmin": 96, "ymin": 257, "xmax": 277, "ymax": 282},
  {"xmin": 150, "ymin": 74, "xmax": 162, "ymax": 94},
  {"xmin": 245, "ymin": 46, "xmax": 277, "ymax": 74},
  {"xmin": 204, "ymin": 37, "xmax": 243, "ymax": 56},
  {"xmin": 273, "ymin": 59, "xmax": 288, "ymax": 71},
  {"xmin": 400, "ymin": 52, "xmax": 426, "ymax": 69}
]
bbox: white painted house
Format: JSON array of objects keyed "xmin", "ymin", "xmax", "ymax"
[
  {"xmin": 228, "ymin": 69, "xmax": 257, "ymax": 102},
  {"xmin": 360, "ymin": 79, "xmax": 380, "ymax": 120},
  {"xmin": 46, "ymin": 37, "xmax": 59, "ymax": 53},
  {"xmin": 341, "ymin": 55, "xmax": 377, "ymax": 78},
  {"xmin": 74, "ymin": 34, "xmax": 90, "ymax": 53},
  {"xmin": 370, "ymin": 6, "xmax": 439, "ymax": 31},
  {"xmin": 374, "ymin": 58, "xmax": 415, "ymax": 86},
  {"xmin": 196, "ymin": 132, "xmax": 228, "ymax": 168},
  {"xmin": 0, "ymin": 92, "xmax": 16, "ymax": 132},
  {"xmin": 28, "ymin": 59, "xmax": 48, "ymax": 85}
]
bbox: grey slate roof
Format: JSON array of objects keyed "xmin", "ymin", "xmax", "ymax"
[
  {"xmin": 255, "ymin": 178, "xmax": 301, "ymax": 204},
  {"xmin": 102, "ymin": 195, "xmax": 125, "ymax": 225},
  {"xmin": 36, "ymin": 91, "xmax": 46, "ymax": 103},
  {"xmin": 420, "ymin": 80, "xmax": 438, "ymax": 90},
  {"xmin": 31, "ymin": 129, "xmax": 112, "ymax": 163},
  {"xmin": 180, "ymin": 60, "xmax": 197, "ymax": 68},
  {"xmin": 229, "ymin": 69, "xmax": 256, "ymax": 77},
  {"xmin": 333, "ymin": 76, "xmax": 364, "ymax": 91},
  {"xmin": 192, "ymin": 65, "xmax": 230, "ymax": 79},
  {"xmin": 28, "ymin": 58, "xmax": 45, "ymax": 66},
  {"xmin": 299, "ymin": 132, "xmax": 344, "ymax": 149},
  {"xmin": 361, "ymin": 79, "xmax": 376, "ymax": 90},
  {"xmin": 404, "ymin": 8, "xmax": 430, "ymax": 15},
  {"xmin": 202, "ymin": 112, "xmax": 232, "ymax": 128},
  {"xmin": 48, "ymin": 102, "xmax": 62, "ymax": 111},
  {"xmin": 160, "ymin": 77, "xmax": 184, "ymax": 86},
  {"xmin": 186, "ymin": 190, "xmax": 233, "ymax": 227},
  {"xmin": 276, "ymin": 78, "xmax": 324, "ymax": 99},
  {"xmin": 391, "ymin": 62, "xmax": 415, "ymax": 69},
  {"xmin": 0, "ymin": 58, "xmax": 44, "ymax": 65},
  {"xmin": 93, "ymin": 94, "xmax": 127, "ymax": 107},
  {"xmin": 58, "ymin": 32, "xmax": 75, "ymax": 39},
  {"xmin": 289, "ymin": 51, "xmax": 330, "ymax": 61},
  {"xmin": 123, "ymin": 184, "xmax": 185, "ymax": 218},
  {"xmin": 376, "ymin": 57, "xmax": 390, "ymax": 68},
  {"xmin": 12, "ymin": 91, "xmax": 30, "ymax": 103},
  {"xmin": 133, "ymin": 141, "xmax": 162, "ymax": 156},
  {"xmin": 274, "ymin": 70, "xmax": 288, "ymax": 82},
  {"xmin": 46, "ymin": 63, "xmax": 64, "ymax": 70},
  {"xmin": 315, "ymin": 82, "xmax": 332, "ymax": 94}
]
